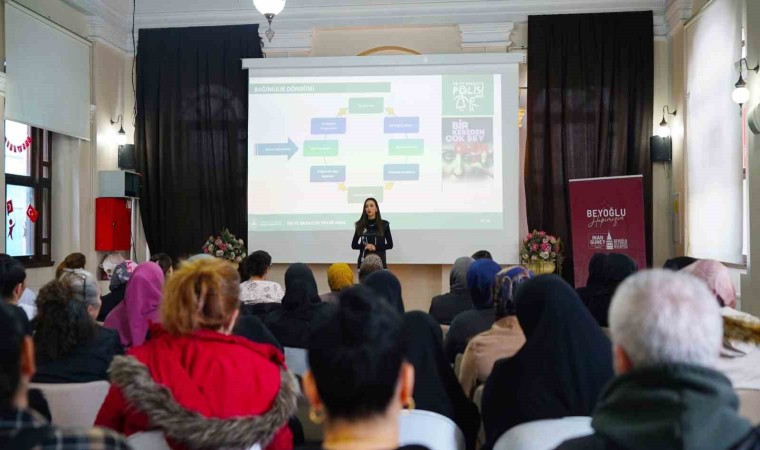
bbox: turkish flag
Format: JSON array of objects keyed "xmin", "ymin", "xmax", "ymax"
[
  {"xmin": 6, "ymin": 200, "xmax": 12, "ymax": 214},
  {"xmin": 26, "ymin": 204, "xmax": 38, "ymax": 223}
]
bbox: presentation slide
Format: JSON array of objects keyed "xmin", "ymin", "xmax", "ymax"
[
  {"xmin": 249, "ymin": 74, "xmax": 503, "ymax": 232},
  {"xmin": 246, "ymin": 55, "xmax": 520, "ymax": 264}
]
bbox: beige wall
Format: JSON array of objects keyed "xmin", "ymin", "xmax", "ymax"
[{"xmin": 653, "ymin": 39, "xmax": 675, "ymax": 267}]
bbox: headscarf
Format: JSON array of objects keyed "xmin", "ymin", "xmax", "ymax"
[
  {"xmin": 364, "ymin": 270, "xmax": 405, "ymax": 314},
  {"xmin": 493, "ymin": 266, "xmax": 533, "ymax": 319},
  {"xmin": 682, "ymin": 259, "xmax": 737, "ymax": 308},
  {"xmin": 603, "ymin": 253, "xmax": 638, "ymax": 283},
  {"xmin": 664, "ymin": 256, "xmax": 699, "ymax": 271},
  {"xmin": 359, "ymin": 254, "xmax": 383, "ymax": 281},
  {"xmin": 586, "ymin": 253, "xmax": 608, "ymax": 286},
  {"xmin": 580, "ymin": 253, "xmax": 638, "ymax": 327},
  {"xmin": 104, "ymin": 262, "xmax": 164, "ymax": 347},
  {"xmin": 281, "ymin": 263, "xmax": 320, "ymax": 311},
  {"xmin": 327, "ymin": 263, "xmax": 353, "ymax": 292},
  {"xmin": 481, "ymin": 275, "xmax": 613, "ymax": 447},
  {"xmin": 466, "ymin": 259, "xmax": 501, "ymax": 308},
  {"xmin": 449, "ymin": 257, "xmax": 474, "ymax": 295},
  {"xmin": 403, "ymin": 312, "xmax": 480, "ymax": 450},
  {"xmin": 109, "ymin": 260, "xmax": 137, "ymax": 292}
]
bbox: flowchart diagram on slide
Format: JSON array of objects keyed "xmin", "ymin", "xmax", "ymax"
[{"xmin": 255, "ymin": 95, "xmax": 424, "ymax": 203}]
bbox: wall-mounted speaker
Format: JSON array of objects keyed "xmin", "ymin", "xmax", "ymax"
[
  {"xmin": 118, "ymin": 144, "xmax": 136, "ymax": 170},
  {"xmin": 650, "ymin": 136, "xmax": 672, "ymax": 163}
]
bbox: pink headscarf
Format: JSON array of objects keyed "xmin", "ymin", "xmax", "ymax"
[
  {"xmin": 681, "ymin": 259, "xmax": 737, "ymax": 308},
  {"xmin": 104, "ymin": 262, "xmax": 165, "ymax": 347}
]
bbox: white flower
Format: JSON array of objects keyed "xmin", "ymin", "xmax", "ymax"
[
  {"xmin": 239, "ymin": 239, "xmax": 244, "ymax": 244},
  {"xmin": 531, "ymin": 255, "xmax": 538, "ymax": 261},
  {"xmin": 215, "ymin": 250, "xmax": 224, "ymax": 257},
  {"xmin": 236, "ymin": 256, "xmax": 243, "ymax": 263},
  {"xmin": 540, "ymin": 251, "xmax": 550, "ymax": 260}
]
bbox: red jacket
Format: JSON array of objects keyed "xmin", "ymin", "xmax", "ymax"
[{"xmin": 95, "ymin": 325, "xmax": 294, "ymax": 450}]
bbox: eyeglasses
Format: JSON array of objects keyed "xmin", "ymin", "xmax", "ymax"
[{"xmin": 61, "ymin": 269, "xmax": 88, "ymax": 294}]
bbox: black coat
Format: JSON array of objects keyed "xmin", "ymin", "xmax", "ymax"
[{"xmin": 33, "ymin": 327, "xmax": 124, "ymax": 383}]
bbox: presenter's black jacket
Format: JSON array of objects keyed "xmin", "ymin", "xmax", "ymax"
[
  {"xmin": 351, "ymin": 219, "xmax": 393, "ymax": 268},
  {"xmin": 556, "ymin": 364, "xmax": 760, "ymax": 450}
]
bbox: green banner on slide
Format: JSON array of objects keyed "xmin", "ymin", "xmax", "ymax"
[
  {"xmin": 251, "ymin": 82, "xmax": 392, "ymax": 95},
  {"xmin": 249, "ymin": 212, "xmax": 503, "ymax": 231}
]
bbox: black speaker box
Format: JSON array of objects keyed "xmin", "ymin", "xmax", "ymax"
[
  {"xmin": 118, "ymin": 144, "xmax": 136, "ymax": 170},
  {"xmin": 650, "ymin": 136, "xmax": 672, "ymax": 163}
]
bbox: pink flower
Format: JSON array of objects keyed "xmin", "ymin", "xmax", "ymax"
[
  {"xmin": 531, "ymin": 244, "xmax": 539, "ymax": 252},
  {"xmin": 541, "ymin": 243, "xmax": 551, "ymax": 252},
  {"xmin": 525, "ymin": 233, "xmax": 532, "ymax": 241},
  {"xmin": 215, "ymin": 238, "xmax": 223, "ymax": 246},
  {"xmin": 538, "ymin": 231, "xmax": 547, "ymax": 237},
  {"xmin": 219, "ymin": 243, "xmax": 228, "ymax": 251}
]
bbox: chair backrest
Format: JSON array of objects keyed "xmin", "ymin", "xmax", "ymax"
[
  {"xmin": 128, "ymin": 431, "xmax": 262, "ymax": 450},
  {"xmin": 399, "ymin": 409, "xmax": 465, "ymax": 450},
  {"xmin": 29, "ymin": 381, "xmax": 110, "ymax": 428},
  {"xmin": 284, "ymin": 347, "xmax": 309, "ymax": 376},
  {"xmin": 737, "ymin": 389, "xmax": 760, "ymax": 425},
  {"xmin": 493, "ymin": 417, "xmax": 593, "ymax": 450}
]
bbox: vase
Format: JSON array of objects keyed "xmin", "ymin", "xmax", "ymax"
[{"xmin": 526, "ymin": 260, "xmax": 556, "ymax": 275}]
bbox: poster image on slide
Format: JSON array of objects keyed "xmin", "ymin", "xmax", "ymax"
[{"xmin": 442, "ymin": 117, "xmax": 494, "ymax": 183}]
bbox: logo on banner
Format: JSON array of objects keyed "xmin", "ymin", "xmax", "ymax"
[
  {"xmin": 586, "ymin": 207, "xmax": 627, "ymax": 228},
  {"xmin": 588, "ymin": 231, "xmax": 629, "ymax": 250}
]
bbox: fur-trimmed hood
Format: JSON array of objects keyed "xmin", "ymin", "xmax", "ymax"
[{"xmin": 108, "ymin": 355, "xmax": 298, "ymax": 449}]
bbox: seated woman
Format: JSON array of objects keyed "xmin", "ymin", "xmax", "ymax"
[
  {"xmin": 458, "ymin": 266, "xmax": 532, "ymax": 398},
  {"xmin": 103, "ymin": 262, "xmax": 164, "ymax": 347},
  {"xmin": 581, "ymin": 253, "xmax": 638, "ymax": 327},
  {"xmin": 481, "ymin": 276, "xmax": 613, "ymax": 449},
  {"xmin": 98, "ymin": 260, "xmax": 136, "ymax": 322},
  {"xmin": 404, "ymin": 311, "xmax": 480, "ymax": 450},
  {"xmin": 33, "ymin": 269, "xmax": 124, "ymax": 383},
  {"xmin": 241, "ymin": 250, "xmax": 285, "ymax": 305},
  {"xmin": 682, "ymin": 259, "xmax": 760, "ymax": 389},
  {"xmin": 444, "ymin": 259, "xmax": 502, "ymax": 363},
  {"xmin": 429, "ymin": 256, "xmax": 474, "ymax": 325},
  {"xmin": 364, "ymin": 269, "xmax": 405, "ymax": 314},
  {"xmin": 95, "ymin": 257, "xmax": 296, "ymax": 450},
  {"xmin": 320, "ymin": 263, "xmax": 354, "ymax": 303},
  {"xmin": 265, "ymin": 263, "xmax": 327, "ymax": 349},
  {"xmin": 299, "ymin": 285, "xmax": 426, "ymax": 450},
  {"xmin": 55, "ymin": 252, "xmax": 86, "ymax": 280}
]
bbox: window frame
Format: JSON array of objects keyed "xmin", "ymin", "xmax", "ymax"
[{"xmin": 5, "ymin": 125, "xmax": 53, "ymax": 267}]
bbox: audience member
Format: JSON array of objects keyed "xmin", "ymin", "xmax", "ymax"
[
  {"xmin": 364, "ymin": 269, "xmax": 405, "ymax": 314},
  {"xmin": 429, "ymin": 256, "xmax": 474, "ymax": 325},
  {"xmin": 581, "ymin": 253, "xmax": 638, "ymax": 327},
  {"xmin": 459, "ymin": 266, "xmax": 532, "ymax": 397},
  {"xmin": 557, "ymin": 270, "xmax": 760, "ymax": 450},
  {"xmin": 33, "ymin": 270, "xmax": 123, "ymax": 383},
  {"xmin": 663, "ymin": 255, "xmax": 699, "ymax": 271},
  {"xmin": 358, "ymin": 253, "xmax": 384, "ymax": 282},
  {"xmin": 0, "ymin": 303, "xmax": 128, "ymax": 449},
  {"xmin": 404, "ymin": 311, "xmax": 480, "ymax": 450},
  {"xmin": 299, "ymin": 286, "xmax": 426, "ymax": 450},
  {"xmin": 265, "ymin": 263, "xmax": 328, "ymax": 349},
  {"xmin": 320, "ymin": 262, "xmax": 353, "ymax": 303},
  {"xmin": 575, "ymin": 253, "xmax": 607, "ymax": 299},
  {"xmin": 444, "ymin": 258, "xmax": 501, "ymax": 362},
  {"xmin": 103, "ymin": 262, "xmax": 164, "ymax": 347},
  {"xmin": 240, "ymin": 250, "xmax": 285, "ymax": 305},
  {"xmin": 233, "ymin": 315, "xmax": 283, "ymax": 351},
  {"xmin": 96, "ymin": 257, "xmax": 296, "ymax": 450},
  {"xmin": 681, "ymin": 259, "xmax": 760, "ymax": 389},
  {"xmin": 98, "ymin": 260, "xmax": 136, "ymax": 322},
  {"xmin": 482, "ymin": 275, "xmax": 613, "ymax": 448},
  {"xmin": 55, "ymin": 252, "xmax": 86, "ymax": 280},
  {"xmin": 0, "ymin": 254, "xmax": 32, "ymax": 334},
  {"xmin": 149, "ymin": 252, "xmax": 174, "ymax": 276},
  {"xmin": 472, "ymin": 250, "xmax": 493, "ymax": 260}
]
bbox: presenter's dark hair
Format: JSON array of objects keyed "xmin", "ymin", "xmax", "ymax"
[
  {"xmin": 472, "ymin": 250, "xmax": 493, "ymax": 260},
  {"xmin": 245, "ymin": 250, "xmax": 272, "ymax": 278},
  {"xmin": 308, "ymin": 285, "xmax": 406, "ymax": 419},
  {"xmin": 150, "ymin": 253, "xmax": 174, "ymax": 275},
  {"xmin": 0, "ymin": 254, "xmax": 26, "ymax": 301},
  {"xmin": 355, "ymin": 197, "xmax": 385, "ymax": 236}
]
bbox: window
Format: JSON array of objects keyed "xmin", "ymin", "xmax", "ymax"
[{"xmin": 4, "ymin": 120, "xmax": 52, "ymax": 266}]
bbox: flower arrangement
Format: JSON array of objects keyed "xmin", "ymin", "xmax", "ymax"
[
  {"xmin": 202, "ymin": 228, "xmax": 246, "ymax": 264},
  {"xmin": 520, "ymin": 230, "xmax": 563, "ymax": 275}
]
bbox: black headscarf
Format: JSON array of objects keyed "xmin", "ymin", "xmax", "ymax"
[
  {"xmin": 403, "ymin": 312, "xmax": 480, "ymax": 450},
  {"xmin": 449, "ymin": 256, "xmax": 474, "ymax": 295},
  {"xmin": 364, "ymin": 270, "xmax": 404, "ymax": 314},
  {"xmin": 281, "ymin": 263, "xmax": 321, "ymax": 311},
  {"xmin": 482, "ymin": 275, "xmax": 613, "ymax": 448},
  {"xmin": 663, "ymin": 256, "xmax": 698, "ymax": 271},
  {"xmin": 586, "ymin": 253, "xmax": 608, "ymax": 286},
  {"xmin": 580, "ymin": 253, "xmax": 638, "ymax": 327}
]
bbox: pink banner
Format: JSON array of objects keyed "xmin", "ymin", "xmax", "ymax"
[{"xmin": 568, "ymin": 176, "xmax": 647, "ymax": 288}]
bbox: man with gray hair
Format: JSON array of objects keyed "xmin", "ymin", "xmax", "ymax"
[{"xmin": 557, "ymin": 270, "xmax": 760, "ymax": 450}]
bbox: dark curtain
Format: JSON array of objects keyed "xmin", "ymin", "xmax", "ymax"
[
  {"xmin": 526, "ymin": 12, "xmax": 654, "ymax": 284},
  {"xmin": 135, "ymin": 25, "xmax": 262, "ymax": 259}
]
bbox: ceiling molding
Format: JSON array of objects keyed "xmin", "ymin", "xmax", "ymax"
[
  {"xmin": 665, "ymin": 0, "xmax": 692, "ymax": 35},
  {"xmin": 458, "ymin": 22, "xmax": 514, "ymax": 49},
  {"xmin": 63, "ymin": 0, "xmax": 132, "ymax": 52},
  {"xmin": 88, "ymin": 16, "xmax": 132, "ymax": 53},
  {"xmin": 0, "ymin": 73, "xmax": 6, "ymax": 98},
  {"xmin": 261, "ymin": 29, "xmax": 314, "ymax": 55}
]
